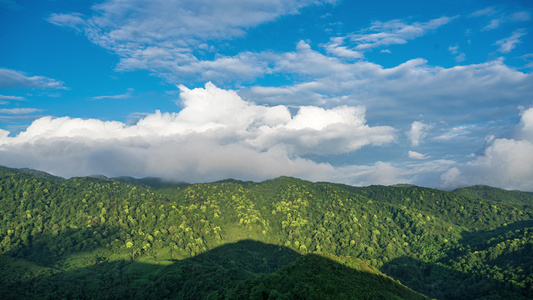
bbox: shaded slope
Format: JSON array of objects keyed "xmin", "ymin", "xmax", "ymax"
[
  {"xmin": 382, "ymin": 220, "xmax": 533, "ymax": 300},
  {"xmin": 2, "ymin": 240, "xmax": 425, "ymax": 300}
]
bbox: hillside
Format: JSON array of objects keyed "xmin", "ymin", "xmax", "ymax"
[
  {"xmin": 1, "ymin": 166, "xmax": 532, "ymax": 299},
  {"xmin": 453, "ymin": 185, "xmax": 533, "ymax": 205}
]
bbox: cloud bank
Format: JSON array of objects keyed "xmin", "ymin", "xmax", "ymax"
[
  {"xmin": 1, "ymin": 83, "xmax": 532, "ymax": 191},
  {"xmin": 0, "ymin": 83, "xmax": 395, "ymax": 183}
]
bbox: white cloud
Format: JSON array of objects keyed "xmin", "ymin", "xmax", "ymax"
[
  {"xmin": 511, "ymin": 11, "xmax": 531, "ymax": 22},
  {"xmin": 0, "ymin": 83, "xmax": 395, "ymax": 182},
  {"xmin": 470, "ymin": 7, "xmax": 497, "ymax": 18},
  {"xmin": 408, "ymin": 150, "xmax": 429, "ymax": 160},
  {"xmin": 479, "ymin": 10, "xmax": 531, "ymax": 31},
  {"xmin": 324, "ymin": 37, "xmax": 363, "ymax": 59},
  {"xmin": 48, "ymin": 12, "xmax": 87, "ymax": 30},
  {"xmin": 440, "ymin": 107, "xmax": 533, "ymax": 191},
  {"xmin": 407, "ymin": 121, "xmax": 432, "ymax": 146},
  {"xmin": 319, "ymin": 16, "xmax": 454, "ymax": 63},
  {"xmin": 517, "ymin": 107, "xmax": 533, "ymax": 142},
  {"xmin": 433, "ymin": 124, "xmax": 476, "ymax": 141},
  {"xmin": 242, "ymin": 44, "xmax": 533, "ymax": 126},
  {"xmin": 48, "ymin": 0, "xmax": 335, "ymax": 83},
  {"xmin": 448, "ymin": 44, "xmax": 465, "ymax": 63},
  {"xmin": 454, "ymin": 53, "xmax": 466, "ymax": 63},
  {"xmin": 348, "ymin": 17, "xmax": 454, "ymax": 50},
  {"xmin": 0, "ymin": 108, "xmax": 42, "ymax": 115},
  {"xmin": 483, "ymin": 19, "xmax": 501, "ymax": 31},
  {"xmin": 495, "ymin": 29, "xmax": 527, "ymax": 53},
  {"xmin": 0, "ymin": 95, "xmax": 25, "ymax": 101},
  {"xmin": 0, "ymin": 68, "xmax": 66, "ymax": 89},
  {"xmin": 92, "ymin": 88, "xmax": 134, "ymax": 100},
  {"xmin": 345, "ymin": 161, "xmax": 409, "ymax": 186}
]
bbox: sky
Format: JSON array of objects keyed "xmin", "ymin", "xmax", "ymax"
[{"xmin": 1, "ymin": 0, "xmax": 533, "ymax": 191}]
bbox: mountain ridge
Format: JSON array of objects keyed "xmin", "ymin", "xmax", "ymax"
[{"xmin": 1, "ymin": 165, "xmax": 532, "ymax": 299}]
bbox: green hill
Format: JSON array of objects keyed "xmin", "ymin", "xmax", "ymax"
[
  {"xmin": 0, "ymin": 166, "xmax": 532, "ymax": 299},
  {"xmin": 453, "ymin": 185, "xmax": 533, "ymax": 205}
]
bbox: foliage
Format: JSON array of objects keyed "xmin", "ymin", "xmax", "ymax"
[
  {"xmin": 1, "ymin": 166, "xmax": 532, "ymax": 299},
  {"xmin": 453, "ymin": 185, "xmax": 533, "ymax": 205}
]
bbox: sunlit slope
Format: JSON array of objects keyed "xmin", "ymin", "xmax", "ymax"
[{"xmin": 1, "ymin": 166, "xmax": 532, "ymax": 299}]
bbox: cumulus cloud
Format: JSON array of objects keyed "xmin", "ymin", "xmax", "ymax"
[
  {"xmin": 0, "ymin": 83, "xmax": 395, "ymax": 182},
  {"xmin": 0, "ymin": 68, "xmax": 66, "ymax": 89},
  {"xmin": 440, "ymin": 107, "xmax": 533, "ymax": 191}
]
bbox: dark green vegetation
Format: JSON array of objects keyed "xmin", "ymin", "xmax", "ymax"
[{"xmin": 1, "ymin": 166, "xmax": 532, "ymax": 299}]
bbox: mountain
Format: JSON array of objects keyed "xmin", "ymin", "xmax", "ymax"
[
  {"xmin": 453, "ymin": 185, "xmax": 533, "ymax": 205},
  {"xmin": 0, "ymin": 166, "xmax": 532, "ymax": 299},
  {"xmin": 113, "ymin": 176, "xmax": 190, "ymax": 191}
]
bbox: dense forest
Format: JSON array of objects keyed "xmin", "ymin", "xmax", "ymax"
[{"xmin": 0, "ymin": 165, "xmax": 532, "ymax": 299}]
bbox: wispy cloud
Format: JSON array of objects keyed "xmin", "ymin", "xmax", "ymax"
[
  {"xmin": 448, "ymin": 44, "xmax": 465, "ymax": 63},
  {"xmin": 519, "ymin": 53, "xmax": 533, "ymax": 69},
  {"xmin": 324, "ymin": 37, "xmax": 363, "ymax": 59},
  {"xmin": 322, "ymin": 16, "xmax": 455, "ymax": 60},
  {"xmin": 0, "ymin": 95, "xmax": 26, "ymax": 101},
  {"xmin": 0, "ymin": 108, "xmax": 43, "ymax": 115},
  {"xmin": 470, "ymin": 7, "xmax": 497, "ymax": 18},
  {"xmin": 433, "ymin": 124, "xmax": 476, "ymax": 141},
  {"xmin": 0, "ymin": 0, "xmax": 20, "ymax": 10},
  {"xmin": 91, "ymin": 88, "xmax": 134, "ymax": 100},
  {"xmin": 408, "ymin": 150, "xmax": 429, "ymax": 160},
  {"xmin": 347, "ymin": 16, "xmax": 455, "ymax": 50},
  {"xmin": 48, "ymin": 0, "xmax": 336, "ymax": 83},
  {"xmin": 495, "ymin": 29, "xmax": 527, "ymax": 53},
  {"xmin": 475, "ymin": 9, "xmax": 531, "ymax": 31},
  {"xmin": 0, "ymin": 68, "xmax": 66, "ymax": 89}
]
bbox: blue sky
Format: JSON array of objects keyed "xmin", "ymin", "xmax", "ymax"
[{"xmin": 1, "ymin": 0, "xmax": 533, "ymax": 190}]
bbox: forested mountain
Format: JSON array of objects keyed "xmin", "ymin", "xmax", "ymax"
[
  {"xmin": 453, "ymin": 185, "xmax": 533, "ymax": 205},
  {"xmin": 1, "ymin": 166, "xmax": 532, "ymax": 299}
]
